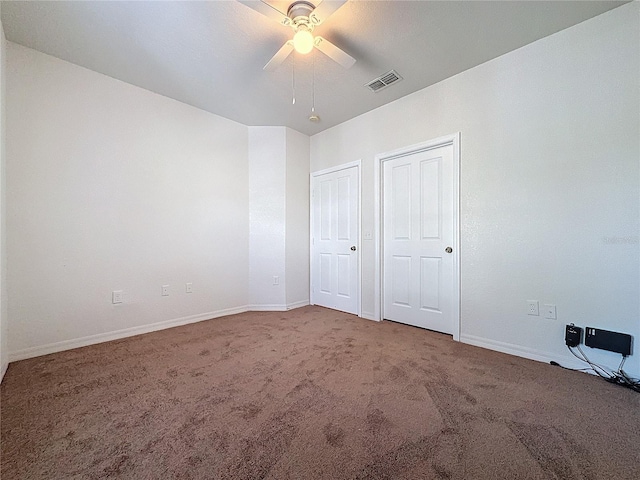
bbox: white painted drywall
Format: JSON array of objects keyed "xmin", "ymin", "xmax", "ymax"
[
  {"xmin": 285, "ymin": 128, "xmax": 310, "ymax": 308},
  {"xmin": 248, "ymin": 126, "xmax": 311, "ymax": 310},
  {"xmin": 248, "ymin": 126, "xmax": 287, "ymax": 309},
  {"xmin": 6, "ymin": 43, "xmax": 250, "ymax": 358},
  {"xmin": 0, "ymin": 3, "xmax": 8, "ymax": 381},
  {"xmin": 311, "ymin": 3, "xmax": 640, "ymax": 377}
]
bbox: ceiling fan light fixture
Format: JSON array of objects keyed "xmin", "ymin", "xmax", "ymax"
[{"xmin": 293, "ymin": 28, "xmax": 314, "ymax": 54}]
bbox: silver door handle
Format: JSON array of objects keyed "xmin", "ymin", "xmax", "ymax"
[
  {"xmin": 350, "ymin": 246, "xmax": 357, "ymax": 251},
  {"xmin": 445, "ymin": 247, "xmax": 453, "ymax": 253}
]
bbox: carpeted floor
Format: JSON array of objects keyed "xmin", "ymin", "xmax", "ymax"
[{"xmin": 1, "ymin": 306, "xmax": 639, "ymax": 479}]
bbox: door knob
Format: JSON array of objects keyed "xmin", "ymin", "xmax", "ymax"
[
  {"xmin": 445, "ymin": 246, "xmax": 453, "ymax": 253},
  {"xmin": 350, "ymin": 246, "xmax": 357, "ymax": 251}
]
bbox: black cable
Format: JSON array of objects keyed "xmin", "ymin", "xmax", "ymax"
[
  {"xmin": 576, "ymin": 345, "xmax": 616, "ymax": 379},
  {"xmin": 567, "ymin": 345, "xmax": 640, "ymax": 393},
  {"xmin": 572, "ymin": 345, "xmax": 617, "ymax": 380},
  {"xmin": 618, "ymin": 355, "xmax": 627, "ymax": 372},
  {"xmin": 568, "ymin": 345, "xmax": 613, "ymax": 379},
  {"xmin": 617, "ymin": 366, "xmax": 640, "ymax": 392},
  {"xmin": 549, "ymin": 360, "xmax": 592, "ymax": 372},
  {"xmin": 568, "ymin": 347, "xmax": 613, "ymax": 379}
]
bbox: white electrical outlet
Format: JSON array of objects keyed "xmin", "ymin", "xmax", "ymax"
[
  {"xmin": 186, "ymin": 282, "xmax": 193, "ymax": 294},
  {"xmin": 544, "ymin": 304, "xmax": 557, "ymax": 319},
  {"xmin": 273, "ymin": 276, "xmax": 279, "ymax": 286},
  {"xmin": 527, "ymin": 300, "xmax": 539, "ymax": 316},
  {"xmin": 112, "ymin": 290, "xmax": 123, "ymax": 304},
  {"xmin": 162, "ymin": 285, "xmax": 169, "ymax": 296}
]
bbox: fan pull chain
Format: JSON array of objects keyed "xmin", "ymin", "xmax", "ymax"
[
  {"xmin": 292, "ymin": 54, "xmax": 296, "ymax": 105},
  {"xmin": 309, "ymin": 51, "xmax": 320, "ymax": 122},
  {"xmin": 312, "ymin": 51, "xmax": 315, "ymax": 113}
]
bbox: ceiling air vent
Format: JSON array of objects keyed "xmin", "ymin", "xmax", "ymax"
[{"xmin": 365, "ymin": 70, "xmax": 403, "ymax": 93}]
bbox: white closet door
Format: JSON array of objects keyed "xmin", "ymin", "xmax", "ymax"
[
  {"xmin": 312, "ymin": 166, "xmax": 359, "ymax": 314},
  {"xmin": 383, "ymin": 144, "xmax": 455, "ymax": 334}
]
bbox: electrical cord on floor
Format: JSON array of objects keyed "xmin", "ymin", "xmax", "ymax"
[
  {"xmin": 549, "ymin": 360, "xmax": 592, "ymax": 372},
  {"xmin": 560, "ymin": 345, "xmax": 640, "ymax": 393}
]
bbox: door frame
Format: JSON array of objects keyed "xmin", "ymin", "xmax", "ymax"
[
  {"xmin": 373, "ymin": 133, "xmax": 460, "ymax": 340},
  {"xmin": 310, "ymin": 160, "xmax": 362, "ymax": 316}
]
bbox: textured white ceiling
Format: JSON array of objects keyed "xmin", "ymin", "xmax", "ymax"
[{"xmin": 0, "ymin": 0, "xmax": 627, "ymax": 135}]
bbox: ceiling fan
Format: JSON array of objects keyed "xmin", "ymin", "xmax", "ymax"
[{"xmin": 239, "ymin": 0, "xmax": 356, "ymax": 71}]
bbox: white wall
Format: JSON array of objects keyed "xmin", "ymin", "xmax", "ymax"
[
  {"xmin": 248, "ymin": 127, "xmax": 287, "ymax": 308},
  {"xmin": 7, "ymin": 44, "xmax": 250, "ymax": 360},
  {"xmin": 0, "ymin": 3, "xmax": 8, "ymax": 381},
  {"xmin": 311, "ymin": 3, "xmax": 640, "ymax": 376},
  {"xmin": 248, "ymin": 126, "xmax": 310, "ymax": 310},
  {"xmin": 285, "ymin": 128, "xmax": 310, "ymax": 307}
]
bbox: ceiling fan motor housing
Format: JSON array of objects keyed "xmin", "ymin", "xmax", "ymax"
[{"xmin": 287, "ymin": 1, "xmax": 318, "ymax": 31}]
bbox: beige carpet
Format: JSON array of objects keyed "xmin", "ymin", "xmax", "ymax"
[{"xmin": 2, "ymin": 306, "xmax": 639, "ymax": 479}]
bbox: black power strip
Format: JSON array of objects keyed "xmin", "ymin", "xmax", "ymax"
[{"xmin": 585, "ymin": 327, "xmax": 632, "ymax": 356}]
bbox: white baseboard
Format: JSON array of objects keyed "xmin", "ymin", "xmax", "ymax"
[
  {"xmin": 286, "ymin": 300, "xmax": 309, "ymax": 310},
  {"xmin": 361, "ymin": 312, "xmax": 379, "ymax": 321},
  {"xmin": 0, "ymin": 361, "xmax": 7, "ymax": 383},
  {"xmin": 459, "ymin": 333, "xmax": 588, "ymax": 372},
  {"xmin": 247, "ymin": 301, "xmax": 310, "ymax": 311},
  {"xmin": 247, "ymin": 304, "xmax": 287, "ymax": 312},
  {"xmin": 8, "ymin": 305, "xmax": 250, "ymax": 363}
]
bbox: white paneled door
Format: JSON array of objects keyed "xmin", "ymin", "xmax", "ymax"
[
  {"xmin": 382, "ymin": 143, "xmax": 456, "ymax": 334},
  {"xmin": 311, "ymin": 165, "xmax": 359, "ymax": 315}
]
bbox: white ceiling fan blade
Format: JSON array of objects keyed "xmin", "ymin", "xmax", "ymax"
[
  {"xmin": 264, "ymin": 41, "xmax": 294, "ymax": 71},
  {"xmin": 309, "ymin": 0, "xmax": 347, "ymax": 25},
  {"xmin": 314, "ymin": 36, "xmax": 355, "ymax": 69},
  {"xmin": 238, "ymin": 0, "xmax": 291, "ymax": 27}
]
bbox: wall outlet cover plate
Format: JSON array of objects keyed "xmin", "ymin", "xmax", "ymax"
[{"xmin": 544, "ymin": 304, "xmax": 556, "ymax": 319}]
